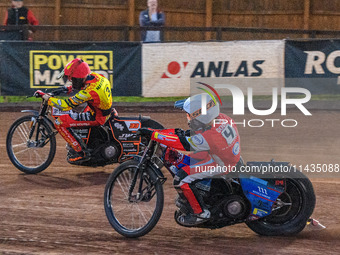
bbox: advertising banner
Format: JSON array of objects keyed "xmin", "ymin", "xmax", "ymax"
[
  {"xmin": 142, "ymin": 41, "xmax": 285, "ymax": 97},
  {"xmin": 285, "ymin": 40, "xmax": 340, "ymax": 94},
  {"xmin": 0, "ymin": 30, "xmax": 23, "ymax": 40},
  {"xmin": 0, "ymin": 42, "xmax": 141, "ymax": 96}
]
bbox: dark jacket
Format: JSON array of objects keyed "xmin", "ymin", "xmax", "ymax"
[
  {"xmin": 139, "ymin": 9, "xmax": 165, "ymax": 42},
  {"xmin": 4, "ymin": 6, "xmax": 39, "ymax": 26},
  {"xmin": 7, "ymin": 7, "xmax": 29, "ymax": 25}
]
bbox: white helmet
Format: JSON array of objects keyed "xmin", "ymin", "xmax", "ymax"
[{"xmin": 182, "ymin": 93, "xmax": 220, "ymax": 128}]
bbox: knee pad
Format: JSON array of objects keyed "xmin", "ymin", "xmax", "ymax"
[{"xmin": 173, "ymin": 175, "xmax": 181, "ymax": 187}]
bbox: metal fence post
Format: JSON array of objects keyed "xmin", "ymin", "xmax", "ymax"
[
  {"xmin": 124, "ymin": 26, "xmax": 129, "ymax": 41},
  {"xmin": 311, "ymin": 30, "xmax": 317, "ymax": 38},
  {"xmin": 217, "ymin": 27, "xmax": 222, "ymax": 41}
]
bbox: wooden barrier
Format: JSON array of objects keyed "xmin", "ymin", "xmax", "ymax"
[{"xmin": 0, "ymin": 0, "xmax": 340, "ymax": 41}]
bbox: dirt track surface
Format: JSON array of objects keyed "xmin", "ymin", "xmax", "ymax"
[{"xmin": 0, "ymin": 108, "xmax": 340, "ymax": 254}]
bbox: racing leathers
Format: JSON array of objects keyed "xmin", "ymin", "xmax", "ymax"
[
  {"xmin": 151, "ymin": 113, "xmax": 241, "ymax": 215},
  {"xmin": 47, "ymin": 72, "xmax": 112, "ymax": 155}
]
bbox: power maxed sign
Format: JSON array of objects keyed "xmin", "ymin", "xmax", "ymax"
[{"xmin": 29, "ymin": 51, "xmax": 113, "ymax": 88}]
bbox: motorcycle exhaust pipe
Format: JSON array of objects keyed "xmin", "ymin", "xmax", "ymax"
[{"xmin": 306, "ymin": 218, "xmax": 326, "ymax": 230}]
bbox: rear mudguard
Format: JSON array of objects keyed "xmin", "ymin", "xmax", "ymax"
[
  {"xmin": 140, "ymin": 118, "xmax": 164, "ymax": 130},
  {"xmin": 118, "ymin": 116, "xmax": 164, "ymax": 130},
  {"xmin": 246, "ymin": 160, "xmax": 290, "ymax": 169},
  {"xmin": 21, "ymin": 110, "xmax": 56, "ymax": 130}
]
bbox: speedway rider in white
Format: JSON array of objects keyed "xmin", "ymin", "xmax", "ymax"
[{"xmin": 139, "ymin": 94, "xmax": 241, "ymax": 226}]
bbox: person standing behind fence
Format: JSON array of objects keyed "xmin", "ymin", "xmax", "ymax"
[
  {"xmin": 139, "ymin": 0, "xmax": 165, "ymax": 42},
  {"xmin": 3, "ymin": 0, "xmax": 39, "ymax": 40}
]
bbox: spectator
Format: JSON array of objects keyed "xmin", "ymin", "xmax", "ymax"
[
  {"xmin": 3, "ymin": 0, "xmax": 39, "ymax": 40},
  {"xmin": 139, "ymin": 0, "xmax": 165, "ymax": 42}
]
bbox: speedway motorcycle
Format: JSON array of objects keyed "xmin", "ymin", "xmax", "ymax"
[
  {"xmin": 6, "ymin": 87, "xmax": 164, "ymax": 174},
  {"xmin": 104, "ymin": 132, "xmax": 316, "ymax": 238}
]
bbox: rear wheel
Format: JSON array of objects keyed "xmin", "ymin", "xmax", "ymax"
[
  {"xmin": 6, "ymin": 115, "xmax": 56, "ymax": 174},
  {"xmin": 246, "ymin": 170, "xmax": 315, "ymax": 235},
  {"xmin": 104, "ymin": 160, "xmax": 164, "ymax": 238}
]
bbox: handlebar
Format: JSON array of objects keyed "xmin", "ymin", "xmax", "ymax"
[
  {"xmin": 49, "ymin": 87, "xmax": 70, "ymax": 96},
  {"xmin": 31, "ymin": 86, "xmax": 71, "ymax": 99}
]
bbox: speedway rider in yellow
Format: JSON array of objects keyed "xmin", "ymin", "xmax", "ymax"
[{"xmin": 35, "ymin": 58, "xmax": 113, "ymax": 162}]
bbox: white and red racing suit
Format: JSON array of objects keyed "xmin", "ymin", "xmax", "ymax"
[
  {"xmin": 47, "ymin": 72, "xmax": 113, "ymax": 156},
  {"xmin": 151, "ymin": 113, "xmax": 241, "ymax": 215}
]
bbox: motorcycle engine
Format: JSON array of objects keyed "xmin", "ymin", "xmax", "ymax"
[
  {"xmin": 221, "ymin": 195, "xmax": 249, "ymax": 220},
  {"xmin": 101, "ymin": 144, "xmax": 120, "ymax": 160}
]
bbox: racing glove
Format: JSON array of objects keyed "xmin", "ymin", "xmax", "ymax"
[
  {"xmin": 137, "ymin": 128, "xmax": 154, "ymax": 138},
  {"xmin": 174, "ymin": 128, "xmax": 191, "ymax": 137},
  {"xmin": 63, "ymin": 85, "xmax": 73, "ymax": 95},
  {"xmin": 174, "ymin": 128, "xmax": 185, "ymax": 136},
  {"xmin": 164, "ymin": 147, "xmax": 184, "ymax": 165}
]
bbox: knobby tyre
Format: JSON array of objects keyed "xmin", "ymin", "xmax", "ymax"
[
  {"xmin": 104, "ymin": 160, "xmax": 164, "ymax": 238},
  {"xmin": 246, "ymin": 170, "xmax": 315, "ymax": 235},
  {"xmin": 6, "ymin": 115, "xmax": 56, "ymax": 174}
]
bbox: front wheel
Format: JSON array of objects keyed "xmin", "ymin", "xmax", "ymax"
[
  {"xmin": 104, "ymin": 160, "xmax": 164, "ymax": 238},
  {"xmin": 246, "ymin": 170, "xmax": 315, "ymax": 236},
  {"xmin": 6, "ymin": 115, "xmax": 56, "ymax": 174}
]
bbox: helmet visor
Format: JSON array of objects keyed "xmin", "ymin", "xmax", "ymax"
[
  {"xmin": 63, "ymin": 75, "xmax": 70, "ymax": 83},
  {"xmin": 57, "ymin": 69, "xmax": 71, "ymax": 84},
  {"xmin": 186, "ymin": 113, "xmax": 191, "ymax": 122}
]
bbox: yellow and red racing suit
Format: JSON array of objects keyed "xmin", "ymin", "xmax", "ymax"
[{"xmin": 48, "ymin": 72, "xmax": 112, "ymax": 153}]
